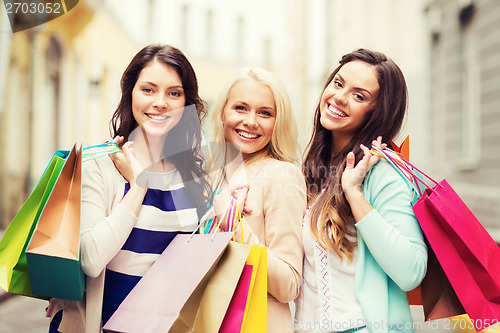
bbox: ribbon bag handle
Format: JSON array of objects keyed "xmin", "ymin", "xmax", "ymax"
[
  {"xmin": 370, "ymin": 146, "xmax": 444, "ymax": 197},
  {"xmin": 82, "ymin": 142, "xmax": 122, "ymax": 162},
  {"xmin": 190, "ymin": 198, "xmax": 244, "ymax": 243}
]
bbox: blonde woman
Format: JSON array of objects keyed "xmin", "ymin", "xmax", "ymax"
[{"xmin": 210, "ymin": 68, "xmax": 307, "ymax": 333}]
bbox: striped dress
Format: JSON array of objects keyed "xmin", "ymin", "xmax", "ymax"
[{"xmin": 101, "ymin": 169, "xmax": 198, "ymax": 326}]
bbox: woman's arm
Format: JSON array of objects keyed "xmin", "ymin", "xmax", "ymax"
[
  {"xmin": 351, "ymin": 160, "xmax": 428, "ymax": 291},
  {"xmin": 261, "ymin": 163, "xmax": 307, "ymax": 303},
  {"xmin": 213, "ymin": 161, "xmax": 307, "ymax": 302},
  {"xmin": 79, "ymin": 149, "xmax": 146, "ymax": 278}
]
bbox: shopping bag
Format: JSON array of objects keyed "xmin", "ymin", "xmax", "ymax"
[
  {"xmin": 175, "ymin": 241, "xmax": 251, "ymax": 333},
  {"xmin": 0, "ymin": 150, "xmax": 67, "ymax": 298},
  {"xmin": 414, "ymin": 180, "xmax": 500, "ymax": 331},
  {"xmin": 389, "ymin": 137, "xmax": 422, "ymax": 306},
  {"xmin": 219, "ymin": 264, "xmax": 253, "ymax": 333},
  {"xmin": 372, "ymin": 147, "xmax": 464, "ymax": 319},
  {"xmin": 0, "ymin": 142, "xmax": 120, "ymax": 299},
  {"xmin": 103, "ymin": 232, "xmax": 235, "ymax": 333},
  {"xmin": 371, "ymin": 146, "xmax": 500, "ymax": 331},
  {"xmin": 420, "ymin": 245, "xmax": 465, "ymax": 320},
  {"xmin": 241, "ymin": 245, "xmax": 267, "ymax": 333},
  {"xmin": 25, "ymin": 144, "xmax": 84, "ymax": 301},
  {"xmin": 211, "ymin": 197, "xmax": 268, "ymax": 332}
]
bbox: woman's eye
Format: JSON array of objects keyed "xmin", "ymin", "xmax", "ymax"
[
  {"xmin": 235, "ymin": 105, "xmax": 246, "ymax": 111},
  {"xmin": 170, "ymin": 91, "xmax": 181, "ymax": 97},
  {"xmin": 143, "ymin": 88, "xmax": 153, "ymax": 93},
  {"xmin": 353, "ymin": 93, "xmax": 365, "ymax": 101},
  {"xmin": 333, "ymin": 80, "xmax": 343, "ymax": 89},
  {"xmin": 259, "ymin": 110, "xmax": 272, "ymax": 117}
]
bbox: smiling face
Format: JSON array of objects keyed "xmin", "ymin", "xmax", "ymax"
[
  {"xmin": 320, "ymin": 60, "xmax": 380, "ymax": 151},
  {"xmin": 221, "ymin": 79, "xmax": 276, "ymax": 158},
  {"xmin": 131, "ymin": 60, "xmax": 186, "ymax": 137}
]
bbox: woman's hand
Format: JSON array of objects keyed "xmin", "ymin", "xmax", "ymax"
[
  {"xmin": 341, "ymin": 136, "xmax": 386, "ymax": 200},
  {"xmin": 109, "ymin": 136, "xmax": 145, "ymax": 188},
  {"xmin": 213, "ymin": 184, "xmax": 251, "ymax": 231},
  {"xmin": 371, "ymin": 136, "xmax": 387, "ymax": 151}
]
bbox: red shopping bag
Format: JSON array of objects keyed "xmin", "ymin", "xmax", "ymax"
[{"xmin": 372, "ymin": 147, "xmax": 500, "ymax": 331}]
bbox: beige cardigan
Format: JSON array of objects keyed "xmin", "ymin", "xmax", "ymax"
[
  {"xmin": 47, "ymin": 156, "xmax": 306, "ymax": 333},
  {"xmin": 229, "ymin": 158, "xmax": 307, "ymax": 333}
]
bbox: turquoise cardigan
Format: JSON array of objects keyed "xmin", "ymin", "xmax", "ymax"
[{"xmin": 355, "ymin": 160, "xmax": 428, "ymax": 333}]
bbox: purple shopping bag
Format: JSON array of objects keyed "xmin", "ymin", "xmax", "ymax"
[{"xmin": 103, "ymin": 232, "xmax": 234, "ymax": 333}]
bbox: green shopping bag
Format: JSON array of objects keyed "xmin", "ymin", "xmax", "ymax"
[
  {"xmin": 0, "ymin": 142, "xmax": 120, "ymax": 299},
  {"xmin": 26, "ymin": 144, "xmax": 84, "ymax": 301},
  {"xmin": 0, "ymin": 150, "xmax": 67, "ymax": 298}
]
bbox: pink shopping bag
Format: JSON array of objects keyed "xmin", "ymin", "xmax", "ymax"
[
  {"xmin": 413, "ymin": 180, "xmax": 500, "ymax": 331},
  {"xmin": 372, "ymin": 146, "xmax": 500, "ymax": 331},
  {"xmin": 219, "ymin": 264, "xmax": 253, "ymax": 332}
]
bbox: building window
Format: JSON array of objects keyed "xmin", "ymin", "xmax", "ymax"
[{"xmin": 457, "ymin": 4, "xmax": 480, "ymax": 170}]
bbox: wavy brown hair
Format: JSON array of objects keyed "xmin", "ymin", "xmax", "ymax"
[
  {"xmin": 110, "ymin": 44, "xmax": 212, "ymax": 218},
  {"xmin": 302, "ymin": 48, "xmax": 408, "ymax": 261}
]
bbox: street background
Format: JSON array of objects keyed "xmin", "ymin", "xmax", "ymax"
[{"xmin": 1, "ymin": 0, "xmax": 500, "ymax": 331}]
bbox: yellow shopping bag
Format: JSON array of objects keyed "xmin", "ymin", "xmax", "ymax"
[{"xmin": 241, "ymin": 245, "xmax": 267, "ymax": 333}]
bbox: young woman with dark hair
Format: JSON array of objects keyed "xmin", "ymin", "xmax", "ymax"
[
  {"xmin": 294, "ymin": 49, "xmax": 427, "ymax": 333},
  {"xmin": 46, "ymin": 44, "xmax": 212, "ymax": 333}
]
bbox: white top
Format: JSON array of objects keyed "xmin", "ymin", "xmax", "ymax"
[{"xmin": 294, "ymin": 215, "xmax": 365, "ymax": 333}]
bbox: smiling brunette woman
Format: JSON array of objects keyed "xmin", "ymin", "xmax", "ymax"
[
  {"xmin": 294, "ymin": 49, "xmax": 427, "ymax": 333},
  {"xmin": 209, "ymin": 67, "xmax": 307, "ymax": 333},
  {"xmin": 46, "ymin": 44, "xmax": 212, "ymax": 333}
]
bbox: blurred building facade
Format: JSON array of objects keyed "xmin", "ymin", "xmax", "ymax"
[
  {"xmin": 0, "ymin": 0, "xmax": 139, "ymax": 228},
  {"xmin": 423, "ymin": 0, "xmax": 500, "ymax": 240}
]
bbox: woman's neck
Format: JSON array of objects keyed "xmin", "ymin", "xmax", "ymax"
[
  {"xmin": 331, "ymin": 132, "xmax": 352, "ymax": 156},
  {"xmin": 242, "ymin": 149, "xmax": 269, "ymax": 166},
  {"xmin": 130, "ymin": 130, "xmax": 175, "ymax": 172}
]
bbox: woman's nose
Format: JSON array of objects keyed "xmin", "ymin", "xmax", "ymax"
[
  {"xmin": 333, "ymin": 89, "xmax": 347, "ymax": 105},
  {"xmin": 243, "ymin": 112, "xmax": 258, "ymax": 127},
  {"xmin": 153, "ymin": 95, "xmax": 167, "ymax": 109}
]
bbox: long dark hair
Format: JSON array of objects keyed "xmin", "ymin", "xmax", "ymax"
[
  {"xmin": 110, "ymin": 44, "xmax": 212, "ymax": 218},
  {"xmin": 302, "ymin": 48, "xmax": 408, "ymax": 261}
]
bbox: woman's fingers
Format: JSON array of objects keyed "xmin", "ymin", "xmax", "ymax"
[
  {"xmin": 110, "ymin": 136, "xmax": 124, "ymax": 145},
  {"xmin": 345, "ymin": 151, "xmax": 356, "ymax": 171},
  {"xmin": 372, "ymin": 136, "xmax": 388, "ymax": 150},
  {"xmin": 233, "ymin": 187, "xmax": 253, "ymax": 215},
  {"xmin": 361, "ymin": 143, "xmax": 380, "ymax": 168}
]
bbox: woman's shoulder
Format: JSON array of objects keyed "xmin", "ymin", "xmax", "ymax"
[
  {"xmin": 255, "ymin": 158, "xmax": 307, "ymax": 203},
  {"xmin": 253, "ymin": 158, "xmax": 305, "ymax": 188},
  {"xmin": 258, "ymin": 158, "xmax": 303, "ymax": 177},
  {"xmin": 84, "ymin": 153, "xmax": 115, "ymax": 170},
  {"xmin": 364, "ymin": 159, "xmax": 414, "ymax": 195},
  {"xmin": 83, "ymin": 154, "xmax": 121, "ymax": 182}
]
